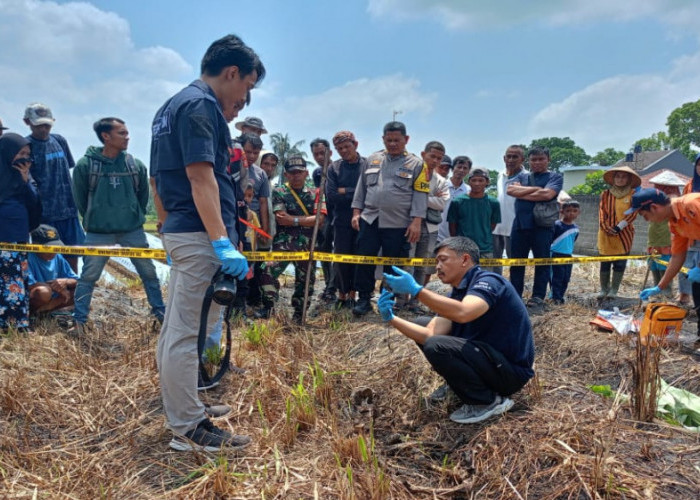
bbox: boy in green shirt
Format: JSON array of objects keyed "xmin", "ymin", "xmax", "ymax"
[{"xmin": 447, "ymin": 168, "xmax": 501, "ymax": 270}]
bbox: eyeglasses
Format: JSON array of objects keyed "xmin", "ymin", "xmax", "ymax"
[
  {"xmin": 12, "ymin": 156, "xmax": 33, "ymax": 167},
  {"xmin": 505, "ymin": 154, "xmax": 521, "ymax": 160}
]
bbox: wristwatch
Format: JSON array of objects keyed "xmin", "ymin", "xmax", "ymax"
[{"xmin": 294, "ymin": 217, "xmax": 299, "ymax": 227}]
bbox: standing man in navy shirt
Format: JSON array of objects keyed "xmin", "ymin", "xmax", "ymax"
[
  {"xmin": 378, "ymin": 236, "xmax": 534, "ymax": 424},
  {"xmin": 150, "ymin": 34, "xmax": 265, "ymax": 452},
  {"xmin": 507, "ymin": 146, "xmax": 563, "ymax": 314},
  {"xmin": 24, "ymin": 103, "xmax": 85, "ymax": 273}
]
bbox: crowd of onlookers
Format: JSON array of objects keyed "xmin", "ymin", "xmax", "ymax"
[{"xmin": 4, "ymin": 99, "xmax": 700, "ymax": 334}]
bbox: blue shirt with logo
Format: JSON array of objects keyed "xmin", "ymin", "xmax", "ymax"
[
  {"xmin": 27, "ymin": 133, "xmax": 78, "ymax": 222},
  {"xmin": 449, "ymin": 266, "xmax": 535, "ymax": 382},
  {"xmin": 150, "ymin": 80, "xmax": 239, "ymax": 243}
]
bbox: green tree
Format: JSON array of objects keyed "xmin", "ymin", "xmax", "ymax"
[
  {"xmin": 269, "ymin": 132, "xmax": 307, "ymax": 179},
  {"xmin": 569, "ymin": 170, "xmax": 607, "ymax": 195},
  {"xmin": 526, "ymin": 137, "xmax": 590, "ymax": 172},
  {"xmin": 667, "ymin": 99, "xmax": 700, "ymax": 162},
  {"xmin": 633, "ymin": 131, "xmax": 671, "ymax": 152},
  {"xmin": 591, "ymin": 148, "xmax": 625, "ymax": 166}
]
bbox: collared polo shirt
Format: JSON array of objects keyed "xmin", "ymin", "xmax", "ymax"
[
  {"xmin": 449, "ymin": 266, "xmax": 534, "ymax": 382},
  {"xmin": 150, "ymin": 79, "xmax": 239, "ymax": 243},
  {"xmin": 669, "ymin": 193, "xmax": 700, "ymax": 253},
  {"xmin": 351, "ymin": 150, "xmax": 427, "ymax": 228}
]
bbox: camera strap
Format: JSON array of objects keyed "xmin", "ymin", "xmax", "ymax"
[{"xmin": 197, "ymin": 282, "xmax": 232, "ymax": 388}]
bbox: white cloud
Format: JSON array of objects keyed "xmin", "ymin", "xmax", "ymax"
[
  {"xmin": 528, "ymin": 58, "xmax": 700, "ymax": 153},
  {"xmin": 250, "ymin": 74, "xmax": 437, "ymax": 158},
  {"xmin": 367, "ymin": 0, "xmax": 700, "ymax": 31},
  {"xmin": 0, "ymin": 0, "xmax": 192, "ymax": 163}
]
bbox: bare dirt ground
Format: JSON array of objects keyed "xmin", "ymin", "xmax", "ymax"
[{"xmin": 1, "ymin": 263, "xmax": 699, "ymax": 499}]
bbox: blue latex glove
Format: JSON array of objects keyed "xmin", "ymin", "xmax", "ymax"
[
  {"xmin": 688, "ymin": 267, "xmax": 700, "ymax": 283},
  {"xmin": 383, "ymin": 266, "xmax": 424, "ymax": 297},
  {"xmin": 211, "ymin": 237, "xmax": 248, "ymax": 280},
  {"xmin": 377, "ymin": 289, "xmax": 395, "ymax": 322},
  {"xmin": 639, "ymin": 286, "xmax": 662, "ymax": 301}
]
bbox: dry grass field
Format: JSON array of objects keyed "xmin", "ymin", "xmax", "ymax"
[{"xmin": 1, "ymin": 263, "xmax": 699, "ymax": 499}]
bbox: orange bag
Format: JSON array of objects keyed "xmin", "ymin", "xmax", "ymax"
[{"xmin": 639, "ymin": 303, "xmax": 687, "ymax": 345}]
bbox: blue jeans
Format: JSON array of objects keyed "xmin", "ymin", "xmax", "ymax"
[
  {"xmin": 509, "ymin": 226, "xmax": 554, "ymax": 300},
  {"xmin": 73, "ymin": 229, "xmax": 165, "ymax": 324}
]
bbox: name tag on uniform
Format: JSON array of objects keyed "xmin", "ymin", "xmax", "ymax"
[
  {"xmin": 365, "ymin": 167, "xmax": 380, "ymax": 175},
  {"xmin": 396, "ymin": 167, "xmax": 413, "ymax": 179}
]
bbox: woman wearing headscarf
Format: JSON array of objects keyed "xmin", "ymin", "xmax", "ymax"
[
  {"xmin": 0, "ymin": 133, "xmax": 42, "ymax": 332},
  {"xmin": 597, "ymin": 166, "xmax": 641, "ymax": 300}
]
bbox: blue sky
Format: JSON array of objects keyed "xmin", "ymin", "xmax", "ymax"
[{"xmin": 1, "ymin": 0, "xmax": 700, "ymax": 171}]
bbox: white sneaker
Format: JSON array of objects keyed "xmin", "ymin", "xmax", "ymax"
[{"xmin": 449, "ymin": 395, "xmax": 514, "ymax": 424}]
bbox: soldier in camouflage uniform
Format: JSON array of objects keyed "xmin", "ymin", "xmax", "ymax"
[{"xmin": 256, "ymin": 155, "xmax": 326, "ymax": 320}]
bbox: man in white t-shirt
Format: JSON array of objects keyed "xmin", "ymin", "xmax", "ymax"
[
  {"xmin": 491, "ymin": 145, "xmax": 526, "ymax": 275},
  {"xmin": 436, "ymin": 155, "xmax": 471, "ymax": 244}
]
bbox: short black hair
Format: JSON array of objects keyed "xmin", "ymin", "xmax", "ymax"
[
  {"xmin": 434, "ymin": 236, "xmax": 480, "ymax": 265},
  {"xmin": 200, "ymin": 34, "xmax": 266, "ymax": 84},
  {"xmin": 561, "ymin": 200, "xmax": 580, "ymax": 210},
  {"xmin": 506, "ymin": 145, "xmax": 525, "ymax": 156},
  {"xmin": 310, "ymin": 138, "xmax": 330, "ymax": 151},
  {"xmin": 93, "ymin": 117, "xmax": 124, "ymax": 144},
  {"xmin": 528, "ymin": 145, "xmax": 550, "ymax": 159},
  {"xmin": 452, "ymin": 155, "xmax": 472, "ymax": 170},
  {"xmin": 260, "ymin": 152, "xmax": 278, "ymax": 163},
  {"xmin": 383, "ymin": 121, "xmax": 407, "ymax": 135},
  {"xmin": 423, "ymin": 141, "xmax": 445, "ymax": 153},
  {"xmin": 239, "ymin": 133, "xmax": 263, "ymax": 149}
]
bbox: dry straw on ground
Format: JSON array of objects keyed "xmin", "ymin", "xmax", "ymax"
[{"xmin": 1, "ymin": 263, "xmax": 699, "ymax": 498}]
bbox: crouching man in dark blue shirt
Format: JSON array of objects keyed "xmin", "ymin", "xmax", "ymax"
[{"xmin": 381, "ymin": 236, "xmax": 535, "ymax": 424}]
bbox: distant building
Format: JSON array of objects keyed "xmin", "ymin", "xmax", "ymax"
[
  {"xmin": 612, "ymin": 149, "xmax": 693, "ymax": 178},
  {"xmin": 562, "ymin": 149, "xmax": 694, "ymax": 192},
  {"xmin": 560, "ymin": 165, "xmax": 607, "ymax": 191}
]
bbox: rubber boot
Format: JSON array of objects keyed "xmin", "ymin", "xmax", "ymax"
[
  {"xmin": 608, "ymin": 270, "xmax": 625, "ymax": 298},
  {"xmin": 598, "ymin": 271, "xmax": 611, "ymax": 299}
]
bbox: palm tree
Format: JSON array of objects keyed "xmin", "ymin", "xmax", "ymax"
[{"xmin": 269, "ymin": 132, "xmax": 307, "ymax": 180}]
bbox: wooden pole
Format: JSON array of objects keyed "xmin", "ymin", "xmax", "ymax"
[{"xmin": 301, "ymin": 149, "xmax": 330, "ymax": 325}]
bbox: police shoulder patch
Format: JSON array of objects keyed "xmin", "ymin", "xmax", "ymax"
[{"xmin": 413, "ymin": 164, "xmax": 430, "ymax": 193}]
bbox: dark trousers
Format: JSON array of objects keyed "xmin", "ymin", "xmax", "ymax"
[
  {"xmin": 333, "ymin": 223, "xmax": 359, "ymax": 294},
  {"xmin": 510, "ymin": 227, "xmax": 554, "ymax": 299},
  {"xmin": 318, "ymin": 218, "xmax": 336, "ymax": 294},
  {"xmin": 422, "ymin": 336, "xmax": 528, "ymax": 405},
  {"xmin": 550, "ymin": 251, "xmax": 572, "ymax": 302},
  {"xmin": 600, "ymin": 259, "xmax": 627, "ymax": 273},
  {"xmin": 354, "ymin": 219, "xmax": 410, "ymax": 299},
  {"xmin": 692, "ymin": 283, "xmax": 700, "ymax": 335}
]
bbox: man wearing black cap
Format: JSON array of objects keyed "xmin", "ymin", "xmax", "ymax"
[
  {"xmin": 27, "ymin": 224, "xmax": 78, "ymax": 315},
  {"xmin": 258, "ymin": 155, "xmax": 326, "ymax": 320}
]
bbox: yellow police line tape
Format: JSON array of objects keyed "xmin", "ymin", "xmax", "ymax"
[{"xmin": 0, "ymin": 242, "xmax": 652, "ymax": 267}]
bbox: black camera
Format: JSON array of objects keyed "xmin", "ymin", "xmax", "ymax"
[{"xmin": 212, "ymin": 269, "xmax": 237, "ymax": 306}]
